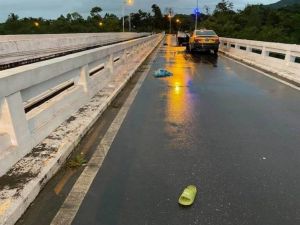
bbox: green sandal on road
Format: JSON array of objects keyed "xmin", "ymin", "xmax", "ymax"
[{"xmin": 178, "ymin": 185, "xmax": 197, "ymax": 206}]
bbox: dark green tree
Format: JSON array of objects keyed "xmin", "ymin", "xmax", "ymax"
[{"xmin": 90, "ymin": 7, "xmax": 103, "ymax": 20}]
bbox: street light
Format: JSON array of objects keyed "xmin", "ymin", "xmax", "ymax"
[
  {"xmin": 122, "ymin": 0, "xmax": 134, "ymax": 32},
  {"xmin": 99, "ymin": 22, "xmax": 103, "ymax": 27},
  {"xmin": 165, "ymin": 7, "xmax": 174, "ymax": 34},
  {"xmin": 176, "ymin": 19, "xmax": 181, "ymax": 30},
  {"xmin": 34, "ymin": 22, "xmax": 40, "ymax": 27}
]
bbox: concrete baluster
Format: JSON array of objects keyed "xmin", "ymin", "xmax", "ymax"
[
  {"xmin": 0, "ymin": 92, "xmax": 31, "ymax": 149},
  {"xmin": 235, "ymin": 43, "xmax": 239, "ymax": 50},
  {"xmin": 285, "ymin": 51, "xmax": 294, "ymax": 65},
  {"xmin": 137, "ymin": 43, "xmax": 142, "ymax": 57},
  {"xmin": 106, "ymin": 54, "xmax": 114, "ymax": 75},
  {"xmin": 219, "ymin": 40, "xmax": 224, "ymax": 50},
  {"xmin": 246, "ymin": 45, "xmax": 251, "ymax": 52},
  {"xmin": 78, "ymin": 65, "xmax": 89, "ymax": 93},
  {"xmin": 122, "ymin": 49, "xmax": 129, "ymax": 72},
  {"xmin": 141, "ymin": 42, "xmax": 146, "ymax": 56},
  {"xmin": 122, "ymin": 49, "xmax": 127, "ymax": 63},
  {"xmin": 262, "ymin": 46, "xmax": 268, "ymax": 58},
  {"xmin": 129, "ymin": 46, "xmax": 134, "ymax": 58}
]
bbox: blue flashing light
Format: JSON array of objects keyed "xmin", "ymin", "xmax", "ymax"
[{"xmin": 194, "ymin": 7, "xmax": 200, "ymax": 14}]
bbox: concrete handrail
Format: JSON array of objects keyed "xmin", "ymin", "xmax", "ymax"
[
  {"xmin": 220, "ymin": 37, "xmax": 300, "ymax": 75},
  {"xmin": 0, "ymin": 33, "xmax": 150, "ymax": 65},
  {"xmin": 219, "ymin": 37, "xmax": 300, "ymax": 83},
  {"xmin": 0, "ymin": 33, "xmax": 149, "ymax": 55},
  {"xmin": 0, "ymin": 33, "xmax": 163, "ymax": 176}
]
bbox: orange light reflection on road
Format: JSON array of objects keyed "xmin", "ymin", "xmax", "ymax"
[{"xmin": 163, "ymin": 35, "xmax": 195, "ymax": 145}]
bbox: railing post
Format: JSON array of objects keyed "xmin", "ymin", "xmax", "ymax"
[
  {"xmin": 227, "ymin": 42, "xmax": 231, "ymax": 50},
  {"xmin": 262, "ymin": 46, "xmax": 268, "ymax": 58},
  {"xmin": 0, "ymin": 92, "xmax": 31, "ymax": 148},
  {"xmin": 122, "ymin": 49, "xmax": 127, "ymax": 63},
  {"xmin": 235, "ymin": 43, "xmax": 239, "ymax": 50},
  {"xmin": 285, "ymin": 51, "xmax": 294, "ymax": 65},
  {"xmin": 78, "ymin": 65, "xmax": 89, "ymax": 93},
  {"xmin": 106, "ymin": 54, "xmax": 114, "ymax": 75},
  {"xmin": 219, "ymin": 40, "xmax": 224, "ymax": 50},
  {"xmin": 246, "ymin": 45, "xmax": 251, "ymax": 52}
]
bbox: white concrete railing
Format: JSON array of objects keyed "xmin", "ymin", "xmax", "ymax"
[
  {"xmin": 0, "ymin": 33, "xmax": 162, "ymax": 176},
  {"xmin": 219, "ymin": 38, "xmax": 300, "ymax": 83},
  {"xmin": 0, "ymin": 33, "xmax": 149, "ymax": 65}
]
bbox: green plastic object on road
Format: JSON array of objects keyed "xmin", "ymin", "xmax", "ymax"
[
  {"xmin": 154, "ymin": 69, "xmax": 173, "ymax": 78},
  {"xmin": 178, "ymin": 185, "xmax": 197, "ymax": 206}
]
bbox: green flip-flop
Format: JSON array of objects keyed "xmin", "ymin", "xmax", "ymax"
[{"xmin": 178, "ymin": 185, "xmax": 197, "ymax": 206}]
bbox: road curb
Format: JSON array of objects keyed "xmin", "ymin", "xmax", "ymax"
[{"xmin": 0, "ymin": 35, "xmax": 164, "ymax": 225}]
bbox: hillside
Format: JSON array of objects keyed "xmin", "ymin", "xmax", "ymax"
[{"xmin": 268, "ymin": 0, "xmax": 300, "ymax": 8}]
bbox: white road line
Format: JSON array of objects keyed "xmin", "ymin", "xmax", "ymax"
[
  {"xmin": 220, "ymin": 54, "xmax": 300, "ymax": 91},
  {"xmin": 50, "ymin": 45, "xmax": 160, "ymax": 225}
]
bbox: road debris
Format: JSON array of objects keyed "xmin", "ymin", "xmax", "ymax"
[{"xmin": 154, "ymin": 69, "xmax": 173, "ymax": 78}]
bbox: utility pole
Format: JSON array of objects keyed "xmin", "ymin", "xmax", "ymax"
[
  {"xmin": 122, "ymin": 2, "xmax": 125, "ymax": 32},
  {"xmin": 123, "ymin": 0, "xmax": 133, "ymax": 32},
  {"xmin": 169, "ymin": 14, "xmax": 172, "ymax": 34},
  {"xmin": 195, "ymin": 0, "xmax": 198, "ymax": 30},
  {"xmin": 165, "ymin": 7, "xmax": 174, "ymax": 34},
  {"xmin": 129, "ymin": 13, "xmax": 131, "ymax": 32}
]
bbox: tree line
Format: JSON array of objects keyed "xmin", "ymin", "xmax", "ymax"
[{"xmin": 0, "ymin": 1, "xmax": 299, "ymax": 44}]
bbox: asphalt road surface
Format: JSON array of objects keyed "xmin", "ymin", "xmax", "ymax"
[
  {"xmin": 69, "ymin": 36, "xmax": 300, "ymax": 225},
  {"xmin": 69, "ymin": 37, "xmax": 300, "ymax": 225},
  {"xmin": 19, "ymin": 35, "xmax": 300, "ymax": 225}
]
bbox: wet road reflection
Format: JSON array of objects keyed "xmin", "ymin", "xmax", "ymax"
[{"xmin": 162, "ymin": 35, "xmax": 218, "ymax": 149}]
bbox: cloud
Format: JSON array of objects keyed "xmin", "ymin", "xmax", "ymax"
[{"xmin": 0, "ymin": 0, "xmax": 279, "ymax": 22}]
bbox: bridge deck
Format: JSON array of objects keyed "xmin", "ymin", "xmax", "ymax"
[{"xmin": 20, "ymin": 35, "xmax": 300, "ymax": 225}]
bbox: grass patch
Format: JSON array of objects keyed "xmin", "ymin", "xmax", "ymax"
[{"xmin": 68, "ymin": 153, "xmax": 87, "ymax": 168}]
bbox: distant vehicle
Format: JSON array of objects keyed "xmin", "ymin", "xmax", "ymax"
[
  {"xmin": 187, "ymin": 29, "xmax": 220, "ymax": 54},
  {"xmin": 176, "ymin": 31, "xmax": 189, "ymax": 46}
]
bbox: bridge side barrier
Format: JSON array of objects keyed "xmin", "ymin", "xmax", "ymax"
[
  {"xmin": 219, "ymin": 37, "xmax": 300, "ymax": 84},
  {"xmin": 0, "ymin": 33, "xmax": 150, "ymax": 65},
  {"xmin": 0, "ymin": 33, "xmax": 162, "ymax": 176}
]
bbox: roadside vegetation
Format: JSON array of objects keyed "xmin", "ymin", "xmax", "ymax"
[{"xmin": 0, "ymin": 0, "xmax": 299, "ymax": 44}]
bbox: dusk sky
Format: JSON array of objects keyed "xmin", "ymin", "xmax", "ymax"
[{"xmin": 0, "ymin": 0, "xmax": 279, "ymax": 21}]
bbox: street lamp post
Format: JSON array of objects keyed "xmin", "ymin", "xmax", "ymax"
[
  {"xmin": 122, "ymin": 0, "xmax": 134, "ymax": 32},
  {"xmin": 129, "ymin": 13, "xmax": 131, "ymax": 32},
  {"xmin": 122, "ymin": 2, "xmax": 125, "ymax": 32},
  {"xmin": 128, "ymin": 0, "xmax": 133, "ymax": 32},
  {"xmin": 168, "ymin": 14, "xmax": 172, "ymax": 34},
  {"xmin": 195, "ymin": 0, "xmax": 199, "ymax": 30}
]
